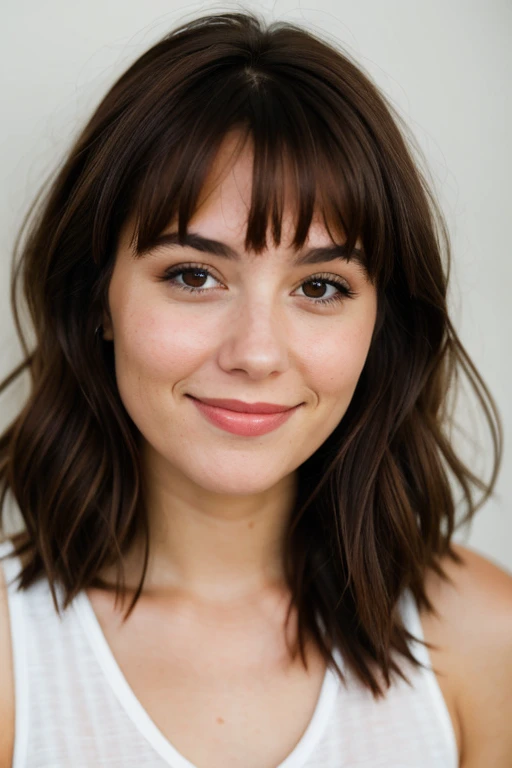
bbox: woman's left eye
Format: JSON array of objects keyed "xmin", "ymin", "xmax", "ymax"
[
  {"xmin": 159, "ymin": 264, "xmax": 357, "ymax": 306},
  {"xmin": 295, "ymin": 278, "xmax": 356, "ymax": 305}
]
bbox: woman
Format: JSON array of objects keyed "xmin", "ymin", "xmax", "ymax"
[{"xmin": 0, "ymin": 10, "xmax": 511, "ymax": 768}]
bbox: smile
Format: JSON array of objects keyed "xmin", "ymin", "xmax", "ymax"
[{"xmin": 187, "ymin": 396, "xmax": 302, "ymax": 436}]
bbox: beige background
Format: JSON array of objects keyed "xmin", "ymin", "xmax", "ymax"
[{"xmin": 1, "ymin": 0, "xmax": 510, "ymax": 571}]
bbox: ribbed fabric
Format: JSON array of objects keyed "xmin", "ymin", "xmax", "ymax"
[{"xmin": 1, "ymin": 539, "xmax": 459, "ymax": 767}]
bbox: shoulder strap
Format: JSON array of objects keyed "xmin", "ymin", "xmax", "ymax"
[{"xmin": 0, "ymin": 538, "xmax": 29, "ymax": 768}]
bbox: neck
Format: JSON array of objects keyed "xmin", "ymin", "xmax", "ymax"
[{"xmin": 115, "ymin": 443, "xmax": 299, "ymax": 604}]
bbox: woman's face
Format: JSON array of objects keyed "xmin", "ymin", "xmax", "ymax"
[{"xmin": 104, "ymin": 133, "xmax": 378, "ymax": 496}]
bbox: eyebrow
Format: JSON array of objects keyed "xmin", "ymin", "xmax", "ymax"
[{"xmin": 137, "ymin": 231, "xmax": 367, "ymax": 271}]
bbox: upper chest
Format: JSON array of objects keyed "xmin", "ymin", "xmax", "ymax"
[
  {"xmin": 84, "ymin": 582, "xmax": 465, "ymax": 768},
  {"xmin": 85, "ymin": 587, "xmax": 329, "ymax": 768}
]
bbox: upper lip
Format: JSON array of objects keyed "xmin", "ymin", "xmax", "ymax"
[{"xmin": 188, "ymin": 396, "xmax": 298, "ymax": 414}]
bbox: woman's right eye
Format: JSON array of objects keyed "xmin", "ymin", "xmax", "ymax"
[{"xmin": 160, "ymin": 264, "xmax": 222, "ymax": 294}]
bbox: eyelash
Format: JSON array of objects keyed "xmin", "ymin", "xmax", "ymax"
[{"xmin": 159, "ymin": 262, "xmax": 358, "ymax": 306}]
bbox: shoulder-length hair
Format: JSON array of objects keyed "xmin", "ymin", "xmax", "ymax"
[{"xmin": 0, "ymin": 10, "xmax": 502, "ymax": 698}]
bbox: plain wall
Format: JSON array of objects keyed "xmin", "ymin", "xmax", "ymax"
[{"xmin": 1, "ymin": 0, "xmax": 510, "ymax": 571}]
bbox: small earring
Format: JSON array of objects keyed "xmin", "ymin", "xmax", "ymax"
[{"xmin": 94, "ymin": 324, "xmax": 103, "ymax": 339}]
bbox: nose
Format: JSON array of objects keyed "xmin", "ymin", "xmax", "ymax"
[{"xmin": 216, "ymin": 297, "xmax": 290, "ymax": 380}]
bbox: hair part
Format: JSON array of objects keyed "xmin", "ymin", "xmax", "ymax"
[{"xmin": 0, "ymin": 10, "xmax": 502, "ymax": 698}]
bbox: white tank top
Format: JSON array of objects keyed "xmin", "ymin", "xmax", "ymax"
[{"xmin": 1, "ymin": 538, "xmax": 459, "ymax": 767}]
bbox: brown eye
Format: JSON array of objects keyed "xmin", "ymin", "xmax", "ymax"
[
  {"xmin": 294, "ymin": 276, "xmax": 356, "ymax": 306},
  {"xmin": 181, "ymin": 268, "xmax": 209, "ymax": 288},
  {"xmin": 160, "ymin": 264, "xmax": 221, "ymax": 294},
  {"xmin": 302, "ymin": 280, "xmax": 329, "ymax": 299}
]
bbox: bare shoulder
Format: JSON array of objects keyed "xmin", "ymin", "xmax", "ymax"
[
  {"xmin": 423, "ymin": 542, "xmax": 512, "ymax": 768},
  {"xmin": 0, "ymin": 551, "xmax": 15, "ymax": 768}
]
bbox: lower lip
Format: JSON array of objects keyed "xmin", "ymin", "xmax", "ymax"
[{"xmin": 189, "ymin": 398, "xmax": 300, "ymax": 437}]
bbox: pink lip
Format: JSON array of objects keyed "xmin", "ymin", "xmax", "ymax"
[
  {"xmin": 190, "ymin": 397, "xmax": 295, "ymax": 414},
  {"xmin": 187, "ymin": 396, "xmax": 301, "ymax": 436}
]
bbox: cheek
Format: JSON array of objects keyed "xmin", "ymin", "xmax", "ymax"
[
  {"xmin": 112, "ymin": 299, "xmax": 211, "ymax": 383},
  {"xmin": 110, "ymin": 301, "xmax": 211, "ymax": 440},
  {"xmin": 299, "ymin": 318, "xmax": 374, "ymax": 402}
]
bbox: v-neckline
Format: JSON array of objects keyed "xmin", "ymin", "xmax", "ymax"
[{"xmin": 72, "ymin": 588, "xmax": 342, "ymax": 768}]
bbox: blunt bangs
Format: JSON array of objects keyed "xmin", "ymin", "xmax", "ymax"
[{"xmin": 103, "ymin": 29, "xmax": 395, "ymax": 287}]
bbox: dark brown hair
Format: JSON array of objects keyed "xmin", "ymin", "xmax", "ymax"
[{"xmin": 0, "ymin": 10, "xmax": 502, "ymax": 698}]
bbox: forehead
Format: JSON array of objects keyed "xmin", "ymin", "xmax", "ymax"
[
  {"xmin": 117, "ymin": 125, "xmax": 369, "ymax": 277},
  {"xmin": 187, "ymin": 130, "xmax": 342, "ymax": 249}
]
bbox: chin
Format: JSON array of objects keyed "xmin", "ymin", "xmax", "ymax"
[
  {"xmin": 160, "ymin": 449, "xmax": 296, "ymax": 497},
  {"xmin": 187, "ymin": 467, "xmax": 292, "ymax": 497},
  {"xmin": 142, "ymin": 433, "xmax": 303, "ymax": 496}
]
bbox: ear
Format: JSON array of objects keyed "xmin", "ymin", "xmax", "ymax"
[{"xmin": 102, "ymin": 308, "xmax": 114, "ymax": 341}]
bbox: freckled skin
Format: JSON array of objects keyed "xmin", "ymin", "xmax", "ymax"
[{"xmin": 103, "ymin": 131, "xmax": 378, "ymax": 503}]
